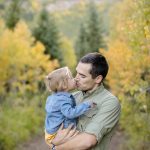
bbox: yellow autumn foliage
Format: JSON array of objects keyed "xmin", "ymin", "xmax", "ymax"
[
  {"xmin": 0, "ymin": 20, "xmax": 58, "ymax": 95},
  {"xmin": 60, "ymin": 36, "xmax": 77, "ymax": 72},
  {"xmin": 102, "ymin": 0, "xmax": 150, "ymax": 149},
  {"xmin": 101, "ymin": 40, "xmax": 149, "ymax": 150},
  {"xmin": 110, "ymin": 0, "xmax": 150, "ymax": 52},
  {"xmin": 101, "ymin": 41, "xmax": 149, "ymax": 98}
]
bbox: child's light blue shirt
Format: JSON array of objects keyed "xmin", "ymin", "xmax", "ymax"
[{"xmin": 45, "ymin": 91, "xmax": 91, "ymax": 134}]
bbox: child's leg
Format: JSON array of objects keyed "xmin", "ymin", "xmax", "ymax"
[{"xmin": 45, "ymin": 130, "xmax": 56, "ymax": 147}]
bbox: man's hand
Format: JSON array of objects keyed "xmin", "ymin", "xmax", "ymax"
[{"xmin": 52, "ymin": 124, "xmax": 79, "ymax": 146}]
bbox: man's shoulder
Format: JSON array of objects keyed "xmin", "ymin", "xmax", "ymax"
[
  {"xmin": 100, "ymin": 89, "xmax": 121, "ymax": 111},
  {"xmin": 103, "ymin": 89, "xmax": 118, "ymax": 99},
  {"xmin": 95, "ymin": 87, "xmax": 119, "ymax": 104},
  {"xmin": 95, "ymin": 86, "xmax": 115, "ymax": 98}
]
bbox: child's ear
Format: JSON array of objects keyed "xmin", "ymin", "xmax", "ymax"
[{"xmin": 95, "ymin": 75, "xmax": 103, "ymax": 84}]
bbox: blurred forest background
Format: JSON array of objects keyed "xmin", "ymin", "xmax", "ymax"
[{"xmin": 0, "ymin": 0, "xmax": 149, "ymax": 150}]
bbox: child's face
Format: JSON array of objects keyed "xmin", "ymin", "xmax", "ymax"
[
  {"xmin": 66, "ymin": 72, "xmax": 76, "ymax": 91},
  {"xmin": 67, "ymin": 76, "xmax": 76, "ymax": 91}
]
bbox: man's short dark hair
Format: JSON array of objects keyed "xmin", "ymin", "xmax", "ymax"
[{"xmin": 80, "ymin": 52, "xmax": 109, "ymax": 80}]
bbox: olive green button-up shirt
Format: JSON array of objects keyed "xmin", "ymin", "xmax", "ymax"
[{"xmin": 73, "ymin": 84, "xmax": 121, "ymax": 150}]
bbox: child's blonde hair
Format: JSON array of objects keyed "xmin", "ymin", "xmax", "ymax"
[{"xmin": 45, "ymin": 67, "xmax": 72, "ymax": 92}]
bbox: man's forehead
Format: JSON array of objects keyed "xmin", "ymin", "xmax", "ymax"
[{"xmin": 76, "ymin": 63, "xmax": 91, "ymax": 74}]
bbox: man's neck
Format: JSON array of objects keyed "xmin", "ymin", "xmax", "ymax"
[{"xmin": 83, "ymin": 84, "xmax": 100, "ymax": 95}]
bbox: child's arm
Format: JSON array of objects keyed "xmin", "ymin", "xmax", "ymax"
[{"xmin": 60, "ymin": 97, "xmax": 92, "ymax": 119}]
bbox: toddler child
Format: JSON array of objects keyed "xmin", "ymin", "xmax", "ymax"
[{"xmin": 44, "ymin": 67, "xmax": 94, "ymax": 147}]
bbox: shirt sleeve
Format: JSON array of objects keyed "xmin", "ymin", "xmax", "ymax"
[
  {"xmin": 84, "ymin": 98, "xmax": 121, "ymax": 143},
  {"xmin": 60, "ymin": 96, "xmax": 91, "ymax": 119}
]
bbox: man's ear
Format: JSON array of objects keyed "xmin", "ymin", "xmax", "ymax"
[{"xmin": 95, "ymin": 75, "xmax": 103, "ymax": 84}]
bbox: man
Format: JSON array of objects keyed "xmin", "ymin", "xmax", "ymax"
[{"xmin": 51, "ymin": 52, "xmax": 121, "ymax": 150}]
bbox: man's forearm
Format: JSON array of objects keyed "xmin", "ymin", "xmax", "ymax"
[{"xmin": 55, "ymin": 133, "xmax": 97, "ymax": 150}]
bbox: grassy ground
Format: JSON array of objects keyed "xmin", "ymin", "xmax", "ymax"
[
  {"xmin": 0, "ymin": 93, "xmax": 47, "ymax": 150},
  {"xmin": 17, "ymin": 129, "xmax": 124, "ymax": 150}
]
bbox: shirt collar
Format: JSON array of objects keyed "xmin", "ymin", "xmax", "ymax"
[{"xmin": 82, "ymin": 83, "xmax": 104, "ymax": 98}]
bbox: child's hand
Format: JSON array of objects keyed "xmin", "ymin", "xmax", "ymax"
[{"xmin": 90, "ymin": 102, "xmax": 97, "ymax": 108}]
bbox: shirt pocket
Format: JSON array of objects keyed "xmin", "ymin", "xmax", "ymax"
[
  {"xmin": 84, "ymin": 107, "xmax": 98, "ymax": 118},
  {"xmin": 78, "ymin": 107, "xmax": 98, "ymax": 130}
]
